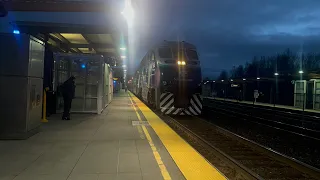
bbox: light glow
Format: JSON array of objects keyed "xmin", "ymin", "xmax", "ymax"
[
  {"xmin": 177, "ymin": 61, "xmax": 186, "ymax": 66},
  {"xmin": 13, "ymin": 30, "xmax": 20, "ymax": 34},
  {"xmin": 299, "ymin": 70, "xmax": 304, "ymax": 74},
  {"xmin": 121, "ymin": 0, "xmax": 134, "ymax": 25}
]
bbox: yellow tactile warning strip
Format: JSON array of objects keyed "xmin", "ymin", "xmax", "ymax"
[
  {"xmin": 129, "ymin": 95, "xmax": 172, "ymax": 180},
  {"xmin": 129, "ymin": 92, "xmax": 227, "ymax": 180}
]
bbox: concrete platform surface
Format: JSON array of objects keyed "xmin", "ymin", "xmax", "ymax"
[{"xmin": 0, "ymin": 91, "xmax": 185, "ymax": 180}]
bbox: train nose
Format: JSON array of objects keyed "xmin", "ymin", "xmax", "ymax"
[{"xmin": 174, "ymin": 95, "xmax": 190, "ymax": 108}]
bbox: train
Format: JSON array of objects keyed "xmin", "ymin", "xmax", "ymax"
[{"xmin": 132, "ymin": 41, "xmax": 202, "ymax": 115}]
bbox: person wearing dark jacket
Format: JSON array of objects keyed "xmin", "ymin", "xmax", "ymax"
[{"xmin": 61, "ymin": 76, "xmax": 76, "ymax": 120}]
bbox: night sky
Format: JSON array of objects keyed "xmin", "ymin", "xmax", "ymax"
[
  {"xmin": 1, "ymin": 0, "xmax": 320, "ymax": 78},
  {"xmin": 132, "ymin": 0, "xmax": 320, "ymax": 78}
]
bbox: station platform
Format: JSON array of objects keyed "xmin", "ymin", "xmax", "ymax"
[{"xmin": 0, "ymin": 90, "xmax": 226, "ymax": 180}]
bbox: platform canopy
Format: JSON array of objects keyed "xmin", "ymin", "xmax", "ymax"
[
  {"xmin": 0, "ymin": 0, "xmax": 140, "ymax": 79},
  {"xmin": 14, "ymin": 21, "xmax": 126, "ymax": 67}
]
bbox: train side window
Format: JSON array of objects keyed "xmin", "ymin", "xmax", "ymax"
[
  {"xmin": 151, "ymin": 52, "xmax": 155, "ymax": 61},
  {"xmin": 150, "ymin": 51, "xmax": 156, "ymax": 74}
]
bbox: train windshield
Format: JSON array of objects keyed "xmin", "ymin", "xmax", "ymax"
[
  {"xmin": 186, "ymin": 49, "xmax": 198, "ymax": 60},
  {"xmin": 159, "ymin": 48, "xmax": 198, "ymax": 60},
  {"xmin": 158, "ymin": 48, "xmax": 172, "ymax": 58}
]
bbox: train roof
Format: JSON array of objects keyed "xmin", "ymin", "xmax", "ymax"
[{"xmin": 154, "ymin": 41, "xmax": 197, "ymax": 49}]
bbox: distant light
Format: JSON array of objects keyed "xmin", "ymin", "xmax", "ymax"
[
  {"xmin": 230, "ymin": 79, "xmax": 233, "ymax": 82},
  {"xmin": 177, "ymin": 61, "xmax": 181, "ymax": 65},
  {"xmin": 122, "ymin": 65, "xmax": 126, "ymax": 68},
  {"xmin": 257, "ymin": 77, "xmax": 260, "ymax": 80},
  {"xmin": 274, "ymin": 72, "xmax": 279, "ymax": 76},
  {"xmin": 13, "ymin": 30, "xmax": 20, "ymax": 34},
  {"xmin": 299, "ymin": 70, "xmax": 304, "ymax": 74},
  {"xmin": 120, "ymin": 47, "xmax": 126, "ymax": 50},
  {"xmin": 121, "ymin": 0, "xmax": 134, "ymax": 24},
  {"xmin": 243, "ymin": 78, "xmax": 246, "ymax": 81},
  {"xmin": 212, "ymin": 81, "xmax": 215, "ymax": 82},
  {"xmin": 121, "ymin": 56, "xmax": 126, "ymax": 59},
  {"xmin": 81, "ymin": 64, "xmax": 86, "ymax": 69},
  {"xmin": 181, "ymin": 61, "xmax": 186, "ymax": 65},
  {"xmin": 221, "ymin": 80, "xmax": 224, "ymax": 82}
]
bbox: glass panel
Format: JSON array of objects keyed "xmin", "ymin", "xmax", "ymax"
[
  {"xmin": 186, "ymin": 49, "xmax": 199, "ymax": 59},
  {"xmin": 84, "ymin": 98, "xmax": 97, "ymax": 111},
  {"xmin": 58, "ymin": 70, "xmax": 69, "ymax": 85},
  {"xmin": 86, "ymin": 84, "xmax": 98, "ymax": 97},
  {"xmin": 75, "ymin": 84, "xmax": 85, "ymax": 97},
  {"xmin": 71, "ymin": 98, "xmax": 85, "ymax": 111},
  {"xmin": 158, "ymin": 48, "xmax": 172, "ymax": 58}
]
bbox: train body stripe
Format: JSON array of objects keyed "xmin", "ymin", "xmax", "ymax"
[
  {"xmin": 160, "ymin": 93, "xmax": 202, "ymax": 116},
  {"xmin": 193, "ymin": 94, "xmax": 203, "ymax": 109},
  {"xmin": 160, "ymin": 94, "xmax": 174, "ymax": 107}
]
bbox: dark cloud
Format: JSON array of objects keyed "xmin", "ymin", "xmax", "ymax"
[{"xmin": 131, "ymin": 0, "xmax": 320, "ymax": 78}]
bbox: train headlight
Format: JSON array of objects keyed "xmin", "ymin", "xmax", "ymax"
[{"xmin": 177, "ymin": 61, "xmax": 186, "ymax": 66}]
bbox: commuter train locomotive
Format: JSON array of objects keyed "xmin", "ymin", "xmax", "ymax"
[{"xmin": 132, "ymin": 41, "xmax": 202, "ymax": 115}]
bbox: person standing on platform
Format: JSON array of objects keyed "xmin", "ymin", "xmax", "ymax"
[{"xmin": 60, "ymin": 76, "xmax": 76, "ymax": 120}]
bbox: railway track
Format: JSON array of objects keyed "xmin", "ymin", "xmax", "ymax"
[
  {"xmin": 204, "ymin": 98, "xmax": 320, "ymax": 140},
  {"xmin": 160, "ymin": 115, "xmax": 320, "ymax": 180}
]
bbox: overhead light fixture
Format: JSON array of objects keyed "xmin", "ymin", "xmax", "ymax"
[
  {"xmin": 257, "ymin": 77, "xmax": 260, "ymax": 80},
  {"xmin": 120, "ymin": 47, "xmax": 126, "ymax": 50},
  {"xmin": 274, "ymin": 72, "xmax": 279, "ymax": 76},
  {"xmin": 122, "ymin": 65, "xmax": 126, "ymax": 68},
  {"xmin": 299, "ymin": 70, "xmax": 304, "ymax": 74},
  {"xmin": 221, "ymin": 80, "xmax": 224, "ymax": 82},
  {"xmin": 13, "ymin": 30, "xmax": 20, "ymax": 34},
  {"xmin": 243, "ymin": 78, "xmax": 246, "ymax": 81},
  {"xmin": 121, "ymin": 56, "xmax": 126, "ymax": 59},
  {"xmin": 230, "ymin": 79, "xmax": 233, "ymax": 82}
]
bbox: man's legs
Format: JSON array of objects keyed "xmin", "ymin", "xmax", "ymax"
[
  {"xmin": 62, "ymin": 96, "xmax": 71, "ymax": 120},
  {"xmin": 66, "ymin": 98, "xmax": 72, "ymax": 119}
]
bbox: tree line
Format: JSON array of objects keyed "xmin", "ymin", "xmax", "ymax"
[{"xmin": 214, "ymin": 49, "xmax": 320, "ymax": 81}]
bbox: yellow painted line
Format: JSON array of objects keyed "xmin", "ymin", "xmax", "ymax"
[
  {"xmin": 136, "ymin": 125, "xmax": 145, "ymax": 139},
  {"xmin": 128, "ymin": 94, "xmax": 172, "ymax": 180},
  {"xmin": 129, "ymin": 92, "xmax": 227, "ymax": 180}
]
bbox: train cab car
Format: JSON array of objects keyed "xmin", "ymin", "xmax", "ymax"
[{"xmin": 133, "ymin": 41, "xmax": 202, "ymax": 115}]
